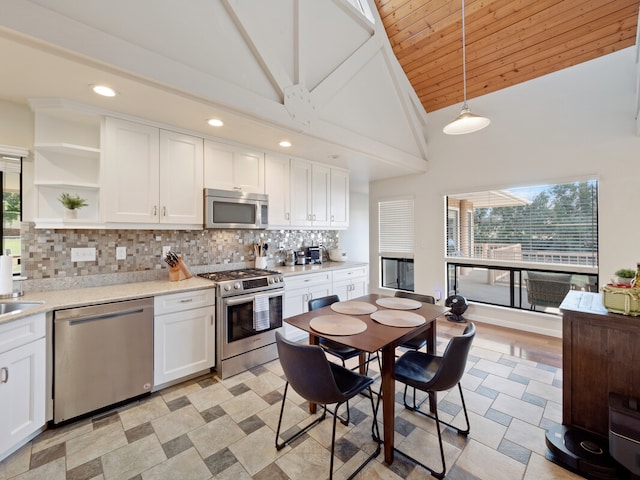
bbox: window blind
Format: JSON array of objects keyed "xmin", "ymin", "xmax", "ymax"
[
  {"xmin": 379, "ymin": 197, "xmax": 414, "ymax": 257},
  {"xmin": 446, "ymin": 181, "xmax": 598, "ymax": 267}
]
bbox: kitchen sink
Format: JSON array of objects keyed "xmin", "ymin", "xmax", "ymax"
[{"xmin": 0, "ymin": 302, "xmax": 43, "ymax": 315}]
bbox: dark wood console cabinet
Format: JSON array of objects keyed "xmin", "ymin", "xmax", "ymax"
[{"xmin": 561, "ymin": 291, "xmax": 640, "ymax": 437}]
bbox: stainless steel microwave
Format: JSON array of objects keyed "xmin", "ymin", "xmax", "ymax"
[{"xmin": 204, "ymin": 189, "xmax": 268, "ymax": 229}]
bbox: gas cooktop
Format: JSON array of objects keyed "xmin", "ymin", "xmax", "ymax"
[
  {"xmin": 198, "ymin": 268, "xmax": 285, "ymax": 296},
  {"xmin": 198, "ymin": 268, "xmax": 281, "ymax": 282}
]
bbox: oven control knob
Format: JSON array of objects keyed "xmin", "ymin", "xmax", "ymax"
[
  {"xmin": 269, "ymin": 277, "xmax": 276, "ymax": 284},
  {"xmin": 224, "ymin": 284, "xmax": 231, "ymax": 291},
  {"xmin": 234, "ymin": 282, "xmax": 241, "ymax": 290},
  {"xmin": 279, "ymin": 276, "xmax": 284, "ymax": 282}
]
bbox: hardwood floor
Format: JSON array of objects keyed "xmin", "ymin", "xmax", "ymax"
[{"xmin": 436, "ymin": 317, "xmax": 563, "ymax": 368}]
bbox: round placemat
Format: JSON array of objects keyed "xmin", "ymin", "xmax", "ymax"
[
  {"xmin": 309, "ymin": 315, "xmax": 367, "ymax": 336},
  {"xmin": 370, "ymin": 310, "xmax": 425, "ymax": 327},
  {"xmin": 330, "ymin": 301, "xmax": 378, "ymax": 315},
  {"xmin": 375, "ymin": 297, "xmax": 422, "ymax": 310}
]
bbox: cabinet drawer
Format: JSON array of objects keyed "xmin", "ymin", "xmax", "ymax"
[
  {"xmin": 332, "ymin": 266, "xmax": 368, "ymax": 282},
  {"xmin": 0, "ymin": 313, "xmax": 46, "ymax": 354},
  {"xmin": 284, "ymin": 272, "xmax": 332, "ymax": 290},
  {"xmin": 154, "ymin": 289, "xmax": 215, "ymax": 315}
]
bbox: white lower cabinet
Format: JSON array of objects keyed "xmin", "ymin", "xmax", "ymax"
[
  {"xmin": 283, "ymin": 271, "xmax": 332, "ymax": 340},
  {"xmin": 0, "ymin": 313, "xmax": 46, "ymax": 460},
  {"xmin": 153, "ymin": 289, "xmax": 215, "ymax": 387},
  {"xmin": 332, "ymin": 266, "xmax": 369, "ymax": 300}
]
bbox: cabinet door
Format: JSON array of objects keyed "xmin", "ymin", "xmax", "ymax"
[
  {"xmin": 311, "ymin": 164, "xmax": 331, "ymax": 227},
  {"xmin": 203, "ymin": 140, "xmax": 264, "ymax": 194},
  {"xmin": 159, "ymin": 130, "xmax": 203, "ymax": 225},
  {"xmin": 332, "ymin": 280, "xmax": 350, "ymax": 302},
  {"xmin": 289, "ymin": 159, "xmax": 312, "ymax": 226},
  {"xmin": 104, "ymin": 117, "xmax": 160, "ymax": 223},
  {"xmin": 330, "ymin": 169, "xmax": 349, "ymax": 228},
  {"xmin": 0, "ymin": 338, "xmax": 46, "ymax": 457},
  {"xmin": 308, "ymin": 283, "xmax": 332, "ymax": 303},
  {"xmin": 265, "ymin": 154, "xmax": 290, "ymax": 227},
  {"xmin": 154, "ymin": 305, "xmax": 215, "ymax": 387},
  {"xmin": 284, "ymin": 285, "xmax": 308, "ymax": 319}
]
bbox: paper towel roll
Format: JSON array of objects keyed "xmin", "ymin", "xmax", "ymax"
[{"xmin": 0, "ymin": 252, "xmax": 13, "ymax": 295}]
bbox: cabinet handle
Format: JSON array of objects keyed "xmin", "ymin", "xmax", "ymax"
[
  {"xmin": 331, "ymin": 215, "xmax": 335, "ymax": 222},
  {"xmin": 152, "ymin": 206, "xmax": 158, "ymax": 217},
  {"xmin": 313, "ymin": 214, "xmax": 317, "ymax": 221},
  {"xmin": 210, "ymin": 314, "xmax": 214, "ymax": 325},
  {"xmin": 285, "ymin": 212, "xmax": 290, "ymax": 221},
  {"xmin": 180, "ymin": 298, "xmax": 193, "ymax": 303},
  {"xmin": 162, "ymin": 206, "xmax": 167, "ymax": 217},
  {"xmin": 233, "ymin": 186, "xmax": 242, "ymax": 191},
  {"xmin": 0, "ymin": 367, "xmax": 8, "ymax": 384}
]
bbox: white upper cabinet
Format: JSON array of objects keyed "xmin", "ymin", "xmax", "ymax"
[
  {"xmin": 159, "ymin": 130, "xmax": 204, "ymax": 225},
  {"xmin": 204, "ymin": 140, "xmax": 264, "ymax": 194},
  {"xmin": 330, "ymin": 168, "xmax": 349, "ymax": 228},
  {"xmin": 264, "ymin": 154, "xmax": 291, "ymax": 227},
  {"xmin": 289, "ymin": 159, "xmax": 313, "ymax": 227},
  {"xmin": 266, "ymin": 155, "xmax": 350, "ymax": 229},
  {"xmin": 103, "ymin": 117, "xmax": 203, "ymax": 226},
  {"xmin": 103, "ymin": 117, "xmax": 160, "ymax": 223}
]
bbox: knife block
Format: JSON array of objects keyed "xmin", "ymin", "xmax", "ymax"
[
  {"xmin": 168, "ymin": 266, "xmax": 182, "ymax": 282},
  {"xmin": 168, "ymin": 258, "xmax": 193, "ymax": 282}
]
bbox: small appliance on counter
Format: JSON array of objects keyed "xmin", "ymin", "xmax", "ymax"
[
  {"xmin": 295, "ymin": 250, "xmax": 306, "ymax": 265},
  {"xmin": 308, "ymin": 246, "xmax": 322, "ymax": 264},
  {"xmin": 329, "ymin": 248, "xmax": 347, "ymax": 262},
  {"xmin": 284, "ymin": 250, "xmax": 296, "ymax": 266}
]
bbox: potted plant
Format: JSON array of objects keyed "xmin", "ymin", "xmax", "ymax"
[
  {"xmin": 58, "ymin": 193, "xmax": 88, "ymax": 219},
  {"xmin": 614, "ymin": 268, "xmax": 635, "ymax": 286}
]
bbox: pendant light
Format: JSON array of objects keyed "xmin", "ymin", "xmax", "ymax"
[{"xmin": 443, "ymin": 0, "xmax": 490, "ymax": 135}]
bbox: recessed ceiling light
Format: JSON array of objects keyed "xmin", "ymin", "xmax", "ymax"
[
  {"xmin": 207, "ymin": 118, "xmax": 224, "ymax": 127},
  {"xmin": 279, "ymin": 141, "xmax": 292, "ymax": 148},
  {"xmin": 91, "ymin": 84, "xmax": 117, "ymax": 97}
]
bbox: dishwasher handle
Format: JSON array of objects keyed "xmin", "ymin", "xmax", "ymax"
[{"xmin": 66, "ymin": 308, "xmax": 146, "ymax": 326}]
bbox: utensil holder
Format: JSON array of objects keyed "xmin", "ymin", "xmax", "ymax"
[{"xmin": 255, "ymin": 257, "xmax": 268, "ymax": 269}]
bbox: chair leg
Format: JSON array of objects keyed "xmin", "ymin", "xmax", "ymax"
[
  {"xmin": 275, "ymin": 383, "xmax": 327, "ymax": 450},
  {"xmin": 402, "ymin": 383, "xmax": 471, "ymax": 436},
  {"xmin": 394, "ymin": 383, "xmax": 472, "ymax": 478}
]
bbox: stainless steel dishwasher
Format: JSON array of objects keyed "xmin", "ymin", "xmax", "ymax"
[{"xmin": 53, "ymin": 297, "xmax": 153, "ymax": 424}]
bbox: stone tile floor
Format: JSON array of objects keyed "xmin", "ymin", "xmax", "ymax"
[{"xmin": 0, "ymin": 321, "xmax": 583, "ymax": 480}]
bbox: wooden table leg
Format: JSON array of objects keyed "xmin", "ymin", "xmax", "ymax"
[{"xmin": 381, "ymin": 345, "xmax": 395, "ymax": 464}]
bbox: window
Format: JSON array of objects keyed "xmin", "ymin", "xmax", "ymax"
[
  {"xmin": 379, "ymin": 197, "xmax": 414, "ymax": 291},
  {"xmin": 0, "ymin": 152, "xmax": 22, "ymax": 274},
  {"xmin": 445, "ymin": 180, "xmax": 598, "ymax": 313}
]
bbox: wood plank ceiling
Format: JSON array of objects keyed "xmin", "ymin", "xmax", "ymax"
[{"xmin": 375, "ymin": 0, "xmax": 640, "ymax": 113}]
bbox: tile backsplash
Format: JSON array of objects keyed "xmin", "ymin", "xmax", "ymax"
[{"xmin": 20, "ymin": 222, "xmax": 339, "ymax": 291}]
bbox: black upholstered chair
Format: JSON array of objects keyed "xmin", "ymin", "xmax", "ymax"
[
  {"xmin": 274, "ymin": 332, "xmax": 380, "ymax": 480},
  {"xmin": 393, "ymin": 322, "xmax": 476, "ymax": 479},
  {"xmin": 308, "ymin": 295, "xmax": 363, "ymax": 368},
  {"xmin": 395, "ymin": 291, "xmax": 436, "ymax": 351}
]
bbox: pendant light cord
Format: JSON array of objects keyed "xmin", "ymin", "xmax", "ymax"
[{"xmin": 461, "ymin": 0, "xmax": 468, "ymax": 108}]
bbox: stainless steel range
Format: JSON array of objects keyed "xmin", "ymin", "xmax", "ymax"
[{"xmin": 198, "ymin": 268, "xmax": 285, "ymax": 379}]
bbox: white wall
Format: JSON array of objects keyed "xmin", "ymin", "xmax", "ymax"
[
  {"xmin": 0, "ymin": 99, "xmax": 32, "ymax": 147},
  {"xmin": 369, "ymin": 47, "xmax": 640, "ymax": 337},
  {"xmin": 339, "ymin": 191, "xmax": 369, "ymax": 263}
]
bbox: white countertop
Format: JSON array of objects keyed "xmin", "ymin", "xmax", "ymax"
[
  {"xmin": 0, "ymin": 261, "xmax": 368, "ymax": 325},
  {"xmin": 276, "ymin": 261, "xmax": 367, "ymax": 276}
]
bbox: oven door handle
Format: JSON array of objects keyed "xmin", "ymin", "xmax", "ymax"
[{"xmin": 223, "ymin": 290, "xmax": 284, "ymax": 307}]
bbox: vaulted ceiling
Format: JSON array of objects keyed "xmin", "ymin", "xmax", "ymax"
[{"xmin": 375, "ymin": 0, "xmax": 640, "ymax": 113}]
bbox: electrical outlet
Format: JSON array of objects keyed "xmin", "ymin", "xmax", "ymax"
[
  {"xmin": 71, "ymin": 247, "xmax": 96, "ymax": 262},
  {"xmin": 116, "ymin": 246, "xmax": 126, "ymax": 260},
  {"xmin": 162, "ymin": 246, "xmax": 171, "ymax": 258}
]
